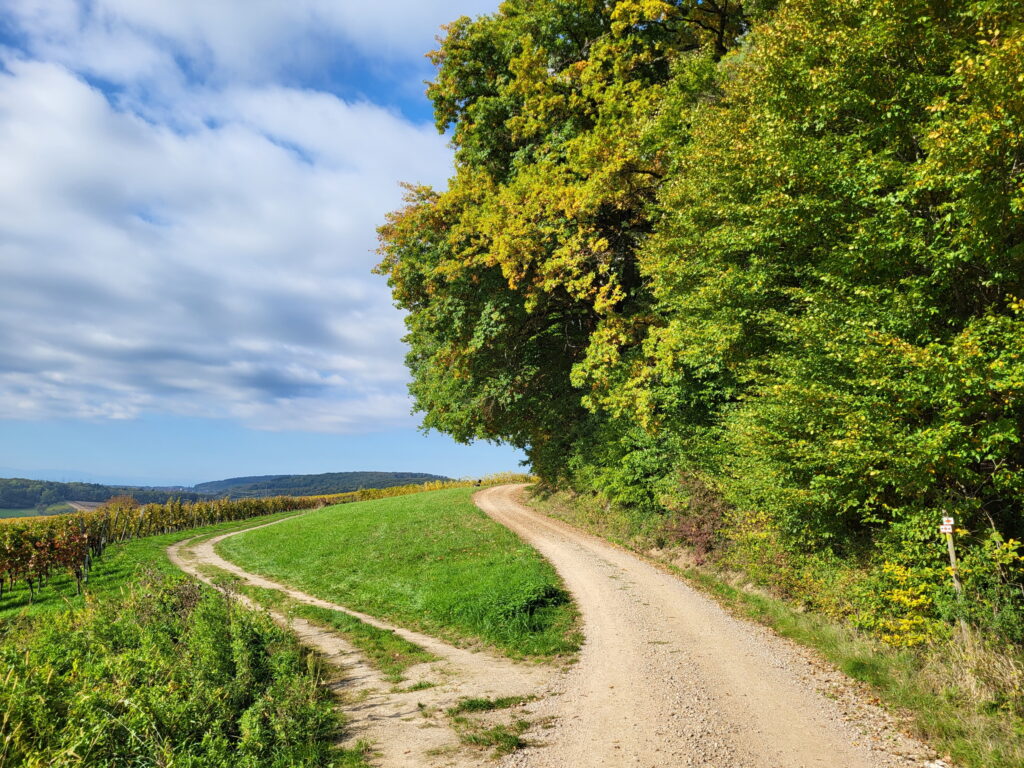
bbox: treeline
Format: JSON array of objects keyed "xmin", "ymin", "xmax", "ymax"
[
  {"xmin": 0, "ymin": 478, "xmax": 211, "ymax": 510},
  {"xmin": 378, "ymin": 0, "xmax": 1024, "ymax": 647},
  {"xmin": 0, "ymin": 471, "xmax": 455, "ymax": 510},
  {"xmin": 0, "ymin": 478, "xmax": 488, "ymax": 604},
  {"xmin": 193, "ymin": 471, "xmax": 450, "ymax": 498}
]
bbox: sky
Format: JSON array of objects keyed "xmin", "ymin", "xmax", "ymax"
[{"xmin": 0, "ymin": 0, "xmax": 525, "ymax": 486}]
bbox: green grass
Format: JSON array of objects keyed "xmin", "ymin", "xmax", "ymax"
[
  {"xmin": 201, "ymin": 565, "xmax": 437, "ymax": 682},
  {"xmin": 217, "ymin": 487, "xmax": 579, "ymax": 658},
  {"xmin": 0, "ymin": 509, "xmax": 303, "ymax": 620},
  {"xmin": 0, "ymin": 510, "xmax": 375, "ymax": 768},
  {"xmin": 0, "ymin": 571, "xmax": 363, "ymax": 768},
  {"xmin": 458, "ymin": 720, "xmax": 531, "ymax": 756},
  {"xmin": 446, "ymin": 695, "xmax": 533, "ymax": 715},
  {"xmin": 444, "ymin": 696, "xmax": 534, "ymax": 756},
  {"xmin": 0, "ymin": 507, "xmax": 38, "ymax": 519}
]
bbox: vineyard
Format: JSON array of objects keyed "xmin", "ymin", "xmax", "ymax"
[{"xmin": 0, "ymin": 477, "xmax": 517, "ymax": 604}]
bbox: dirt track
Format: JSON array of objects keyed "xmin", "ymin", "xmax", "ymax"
[
  {"xmin": 170, "ymin": 485, "xmax": 945, "ymax": 768},
  {"xmin": 168, "ymin": 520, "xmax": 552, "ymax": 768},
  {"xmin": 476, "ymin": 485, "xmax": 940, "ymax": 768}
]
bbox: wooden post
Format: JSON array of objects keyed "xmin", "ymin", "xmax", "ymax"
[
  {"xmin": 941, "ymin": 515, "xmax": 970, "ymax": 643},
  {"xmin": 945, "ymin": 533, "xmax": 962, "ymax": 596}
]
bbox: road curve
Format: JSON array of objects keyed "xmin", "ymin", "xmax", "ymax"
[{"xmin": 475, "ymin": 485, "xmax": 937, "ymax": 768}]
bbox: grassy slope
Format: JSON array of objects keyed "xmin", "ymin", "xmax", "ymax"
[
  {"xmin": 217, "ymin": 487, "xmax": 579, "ymax": 658},
  {"xmin": 0, "ymin": 508, "xmax": 37, "ymax": 519},
  {"xmin": 0, "ymin": 510, "xmax": 302, "ymax": 620}
]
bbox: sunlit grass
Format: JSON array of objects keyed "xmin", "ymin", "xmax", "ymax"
[{"xmin": 217, "ymin": 487, "xmax": 579, "ymax": 658}]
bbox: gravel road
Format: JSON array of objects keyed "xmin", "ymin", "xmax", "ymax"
[{"xmin": 476, "ymin": 485, "xmax": 941, "ymax": 768}]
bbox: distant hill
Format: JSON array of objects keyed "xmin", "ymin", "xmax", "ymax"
[
  {"xmin": 0, "ymin": 471, "xmax": 452, "ymax": 511},
  {"xmin": 0, "ymin": 478, "xmax": 211, "ymax": 511},
  {"xmin": 193, "ymin": 472, "xmax": 450, "ymax": 498}
]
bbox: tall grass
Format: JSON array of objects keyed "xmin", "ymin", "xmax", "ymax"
[{"xmin": 0, "ymin": 571, "xmax": 353, "ymax": 768}]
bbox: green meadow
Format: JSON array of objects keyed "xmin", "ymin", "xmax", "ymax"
[{"xmin": 218, "ymin": 487, "xmax": 579, "ymax": 658}]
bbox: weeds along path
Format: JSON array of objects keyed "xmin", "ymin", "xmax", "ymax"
[
  {"xmin": 168, "ymin": 519, "xmax": 553, "ymax": 768},
  {"xmin": 476, "ymin": 485, "xmax": 940, "ymax": 768}
]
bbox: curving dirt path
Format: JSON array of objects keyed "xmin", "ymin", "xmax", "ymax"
[
  {"xmin": 475, "ymin": 485, "xmax": 942, "ymax": 768},
  {"xmin": 169, "ymin": 519, "xmax": 552, "ymax": 768},
  {"xmin": 170, "ymin": 487, "xmax": 947, "ymax": 768}
]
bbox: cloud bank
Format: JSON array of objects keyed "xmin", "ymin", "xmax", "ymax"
[{"xmin": 0, "ymin": 1, "xmax": 495, "ymax": 432}]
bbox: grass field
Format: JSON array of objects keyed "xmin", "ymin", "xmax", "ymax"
[
  {"xmin": 217, "ymin": 487, "xmax": 579, "ymax": 658},
  {"xmin": 1, "ymin": 502, "xmax": 84, "ymax": 520},
  {"xmin": 0, "ymin": 507, "xmax": 38, "ymax": 519}
]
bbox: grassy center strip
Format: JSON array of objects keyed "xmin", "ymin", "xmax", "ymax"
[
  {"xmin": 198, "ymin": 564, "xmax": 437, "ymax": 683},
  {"xmin": 443, "ymin": 696, "xmax": 537, "ymax": 757}
]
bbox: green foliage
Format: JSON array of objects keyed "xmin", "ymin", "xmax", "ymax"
[
  {"xmin": 0, "ymin": 573, "xmax": 344, "ymax": 768},
  {"xmin": 217, "ymin": 488, "xmax": 580, "ymax": 658},
  {"xmin": 0, "ymin": 510, "xmax": 303, "ymax": 620},
  {"xmin": 0, "ymin": 477, "xmax": 211, "ymax": 509},
  {"xmin": 381, "ymin": 0, "xmax": 1024, "ymax": 648},
  {"xmin": 208, "ymin": 570, "xmax": 438, "ymax": 683},
  {"xmin": 0, "ymin": 472, "xmax": 457, "ymax": 509}
]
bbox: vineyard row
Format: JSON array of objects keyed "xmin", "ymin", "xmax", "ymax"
[{"xmin": 0, "ymin": 478, "xmax": 500, "ymax": 602}]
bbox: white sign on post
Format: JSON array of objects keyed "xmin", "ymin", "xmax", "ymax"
[
  {"xmin": 942, "ymin": 516, "xmax": 955, "ymax": 526},
  {"xmin": 940, "ymin": 523, "xmax": 953, "ymax": 534}
]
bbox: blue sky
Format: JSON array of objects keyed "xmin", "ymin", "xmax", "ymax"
[{"xmin": 0, "ymin": 0, "xmax": 524, "ymax": 486}]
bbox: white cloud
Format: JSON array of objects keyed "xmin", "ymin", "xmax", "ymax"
[
  {"xmin": 0, "ymin": 0, "xmax": 506, "ymax": 432},
  {"xmin": 4, "ymin": 0, "xmax": 498, "ymax": 86},
  {"xmin": 0, "ymin": 52, "xmax": 454, "ymax": 431}
]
